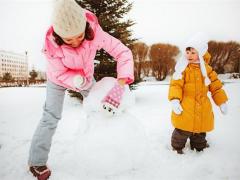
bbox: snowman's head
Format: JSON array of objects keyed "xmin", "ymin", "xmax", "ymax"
[
  {"xmin": 83, "ymin": 77, "xmax": 135, "ymax": 117},
  {"xmin": 101, "ymin": 103, "xmax": 117, "ymax": 118}
]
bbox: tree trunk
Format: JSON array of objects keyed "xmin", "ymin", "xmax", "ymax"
[{"xmin": 239, "ymin": 59, "xmax": 240, "ymax": 74}]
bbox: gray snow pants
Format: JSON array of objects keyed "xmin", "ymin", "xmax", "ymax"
[{"xmin": 28, "ymin": 80, "xmax": 93, "ymax": 166}]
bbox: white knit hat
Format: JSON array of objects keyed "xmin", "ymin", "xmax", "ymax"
[
  {"xmin": 173, "ymin": 32, "xmax": 211, "ymax": 85},
  {"xmin": 52, "ymin": 0, "xmax": 87, "ymax": 38}
]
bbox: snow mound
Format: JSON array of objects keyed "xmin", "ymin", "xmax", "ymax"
[{"xmin": 72, "ymin": 77, "xmax": 149, "ymax": 176}]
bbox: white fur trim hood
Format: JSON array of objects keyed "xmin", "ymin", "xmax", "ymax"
[{"xmin": 172, "ymin": 32, "xmax": 211, "ymax": 86}]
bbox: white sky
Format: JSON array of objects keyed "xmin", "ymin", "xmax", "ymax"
[{"xmin": 0, "ymin": 0, "xmax": 240, "ymax": 71}]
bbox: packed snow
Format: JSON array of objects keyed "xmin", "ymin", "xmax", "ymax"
[{"xmin": 0, "ymin": 78, "xmax": 240, "ymax": 180}]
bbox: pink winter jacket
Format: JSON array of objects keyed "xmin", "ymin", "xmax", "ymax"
[{"xmin": 43, "ymin": 10, "xmax": 134, "ymax": 92}]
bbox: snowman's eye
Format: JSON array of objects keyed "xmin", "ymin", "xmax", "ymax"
[
  {"xmin": 103, "ymin": 105, "xmax": 106, "ymax": 109},
  {"xmin": 108, "ymin": 108, "xmax": 112, "ymax": 112}
]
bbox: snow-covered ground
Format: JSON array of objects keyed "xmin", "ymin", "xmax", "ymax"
[{"xmin": 0, "ymin": 80, "xmax": 240, "ymax": 180}]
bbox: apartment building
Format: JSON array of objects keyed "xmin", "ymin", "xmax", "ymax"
[{"xmin": 0, "ymin": 50, "xmax": 28, "ymax": 81}]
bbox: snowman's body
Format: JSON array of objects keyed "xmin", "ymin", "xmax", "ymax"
[{"xmin": 73, "ymin": 77, "xmax": 149, "ymax": 176}]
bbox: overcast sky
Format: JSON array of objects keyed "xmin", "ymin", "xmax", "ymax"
[{"xmin": 0, "ymin": 0, "xmax": 240, "ymax": 71}]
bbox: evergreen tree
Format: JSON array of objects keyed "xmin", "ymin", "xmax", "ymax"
[
  {"xmin": 69, "ymin": 0, "xmax": 136, "ymax": 99},
  {"xmin": 29, "ymin": 69, "xmax": 38, "ymax": 81}
]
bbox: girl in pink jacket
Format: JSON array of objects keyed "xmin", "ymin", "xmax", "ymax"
[{"xmin": 28, "ymin": 0, "xmax": 134, "ymax": 179}]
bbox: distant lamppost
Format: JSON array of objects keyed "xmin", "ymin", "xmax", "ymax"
[{"xmin": 25, "ymin": 51, "xmax": 29, "ymax": 86}]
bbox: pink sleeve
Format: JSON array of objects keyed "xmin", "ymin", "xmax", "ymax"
[
  {"xmin": 95, "ymin": 25, "xmax": 134, "ymax": 84},
  {"xmin": 47, "ymin": 57, "xmax": 91, "ymax": 91}
]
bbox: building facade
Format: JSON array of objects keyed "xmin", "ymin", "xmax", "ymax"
[{"xmin": 0, "ymin": 50, "xmax": 28, "ymax": 81}]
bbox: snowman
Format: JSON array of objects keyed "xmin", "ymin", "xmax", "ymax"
[{"xmin": 73, "ymin": 77, "xmax": 150, "ymax": 176}]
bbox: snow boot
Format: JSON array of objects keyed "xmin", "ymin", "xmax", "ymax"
[
  {"xmin": 29, "ymin": 166, "xmax": 51, "ymax": 180},
  {"xmin": 191, "ymin": 143, "xmax": 209, "ymax": 151},
  {"xmin": 172, "ymin": 148, "xmax": 184, "ymax": 154}
]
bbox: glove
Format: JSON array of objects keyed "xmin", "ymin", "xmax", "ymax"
[
  {"xmin": 219, "ymin": 103, "xmax": 228, "ymax": 115},
  {"xmin": 73, "ymin": 75, "xmax": 86, "ymax": 89},
  {"xmin": 171, "ymin": 99, "xmax": 183, "ymax": 115},
  {"xmin": 101, "ymin": 82, "xmax": 125, "ymax": 116}
]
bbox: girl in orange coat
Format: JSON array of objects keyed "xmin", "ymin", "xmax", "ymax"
[{"xmin": 168, "ymin": 33, "xmax": 228, "ymax": 154}]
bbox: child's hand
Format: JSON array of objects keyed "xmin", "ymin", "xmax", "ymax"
[
  {"xmin": 219, "ymin": 103, "xmax": 228, "ymax": 115},
  {"xmin": 101, "ymin": 82, "xmax": 125, "ymax": 117},
  {"xmin": 171, "ymin": 99, "xmax": 183, "ymax": 115},
  {"xmin": 73, "ymin": 75, "xmax": 86, "ymax": 90}
]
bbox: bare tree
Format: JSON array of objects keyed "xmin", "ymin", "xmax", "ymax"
[
  {"xmin": 149, "ymin": 43, "xmax": 179, "ymax": 80},
  {"xmin": 208, "ymin": 41, "xmax": 240, "ymax": 73},
  {"xmin": 132, "ymin": 42, "xmax": 149, "ymax": 82},
  {"xmin": 142, "ymin": 61, "xmax": 152, "ymax": 77}
]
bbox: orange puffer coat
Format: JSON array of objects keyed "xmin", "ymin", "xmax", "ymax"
[{"xmin": 168, "ymin": 56, "xmax": 228, "ymax": 133}]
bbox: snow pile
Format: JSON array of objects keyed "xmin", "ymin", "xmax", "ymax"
[
  {"xmin": 71, "ymin": 77, "xmax": 149, "ymax": 176},
  {"xmin": 1, "ymin": 81, "xmax": 240, "ymax": 179}
]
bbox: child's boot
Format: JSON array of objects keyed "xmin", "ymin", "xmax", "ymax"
[
  {"xmin": 190, "ymin": 132, "xmax": 208, "ymax": 152},
  {"xmin": 172, "ymin": 148, "xmax": 184, "ymax": 154},
  {"xmin": 29, "ymin": 165, "xmax": 51, "ymax": 180}
]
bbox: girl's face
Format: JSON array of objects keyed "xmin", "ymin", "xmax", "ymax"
[
  {"xmin": 62, "ymin": 32, "xmax": 85, "ymax": 48},
  {"xmin": 185, "ymin": 47, "xmax": 200, "ymax": 63}
]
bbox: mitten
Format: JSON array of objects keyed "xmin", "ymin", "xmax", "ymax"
[
  {"xmin": 101, "ymin": 82, "xmax": 125, "ymax": 116},
  {"xmin": 73, "ymin": 75, "xmax": 85, "ymax": 89},
  {"xmin": 219, "ymin": 103, "xmax": 228, "ymax": 115},
  {"xmin": 171, "ymin": 99, "xmax": 183, "ymax": 115}
]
